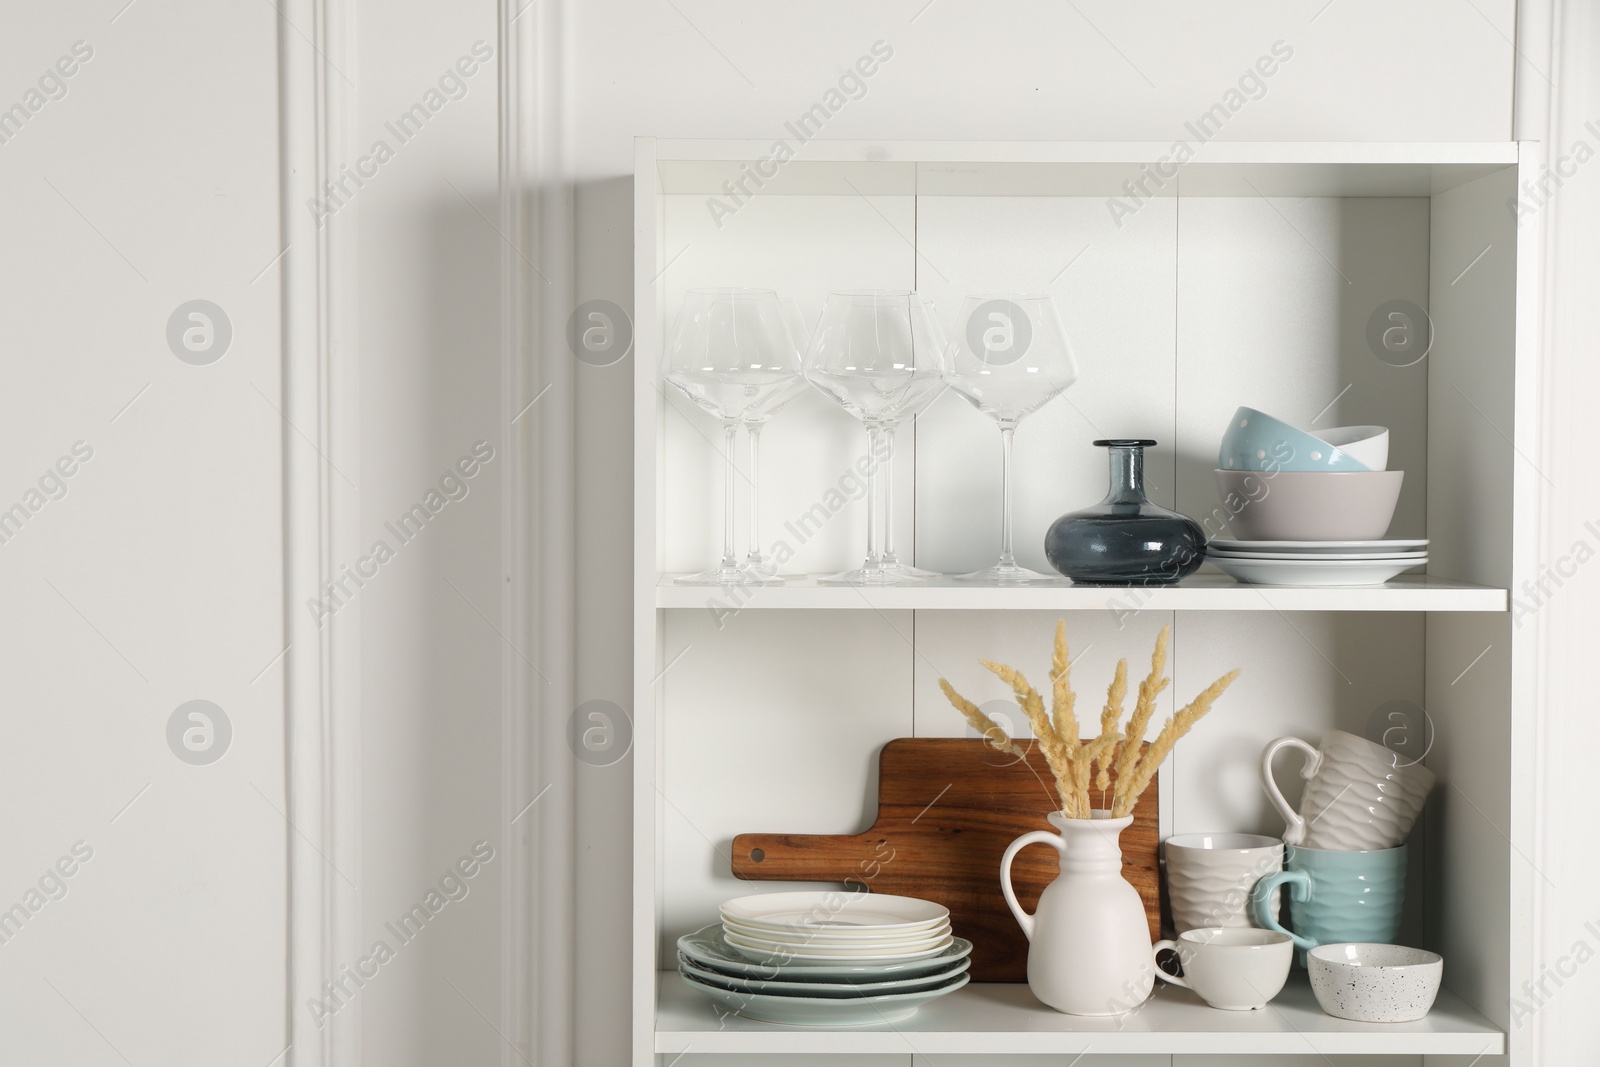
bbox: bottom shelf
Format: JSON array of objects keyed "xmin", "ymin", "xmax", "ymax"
[{"xmin": 656, "ymin": 971, "xmax": 1505, "ymax": 1057}]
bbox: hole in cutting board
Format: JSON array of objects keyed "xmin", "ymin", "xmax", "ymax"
[{"xmin": 749, "ymin": 848, "xmax": 765, "ymax": 863}]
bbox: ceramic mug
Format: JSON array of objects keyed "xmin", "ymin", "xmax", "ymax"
[
  {"xmin": 1152, "ymin": 927, "xmax": 1294, "ymax": 1010},
  {"xmin": 1260, "ymin": 729, "xmax": 1435, "ymax": 850},
  {"xmin": 1163, "ymin": 833, "xmax": 1284, "ymax": 933},
  {"xmin": 1249, "ymin": 843, "xmax": 1407, "ymax": 961}
]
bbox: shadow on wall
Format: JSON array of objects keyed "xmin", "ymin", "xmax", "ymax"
[{"xmin": 353, "ymin": 191, "xmax": 504, "ymax": 1065}]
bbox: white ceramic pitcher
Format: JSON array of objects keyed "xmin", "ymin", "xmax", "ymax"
[{"xmin": 1000, "ymin": 811, "xmax": 1153, "ymax": 1016}]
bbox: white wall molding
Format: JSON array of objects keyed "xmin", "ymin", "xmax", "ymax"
[
  {"xmin": 278, "ymin": 1, "xmax": 364, "ymax": 1065},
  {"xmin": 500, "ymin": 0, "xmax": 578, "ymax": 1064}
]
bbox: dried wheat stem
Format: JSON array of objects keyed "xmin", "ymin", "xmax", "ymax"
[{"xmin": 937, "ymin": 678, "xmax": 1027, "ymax": 758}]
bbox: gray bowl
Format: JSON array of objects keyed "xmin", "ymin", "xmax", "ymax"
[
  {"xmin": 1215, "ymin": 469, "xmax": 1404, "ymax": 542},
  {"xmin": 1308, "ymin": 943, "xmax": 1443, "ymax": 1022}
]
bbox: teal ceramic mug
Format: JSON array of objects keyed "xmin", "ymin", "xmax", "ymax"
[{"xmin": 1249, "ymin": 843, "xmax": 1406, "ymax": 962}]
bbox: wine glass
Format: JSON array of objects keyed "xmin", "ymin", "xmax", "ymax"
[
  {"xmin": 662, "ymin": 287, "xmax": 802, "ymax": 585},
  {"xmin": 944, "ymin": 294, "xmax": 1078, "ymax": 582},
  {"xmin": 736, "ymin": 300, "xmax": 814, "ymax": 579},
  {"xmin": 804, "ymin": 290, "xmax": 947, "ymax": 585}
]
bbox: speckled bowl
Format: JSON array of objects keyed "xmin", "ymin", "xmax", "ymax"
[{"xmin": 1308, "ymin": 943, "xmax": 1443, "ymax": 1022}]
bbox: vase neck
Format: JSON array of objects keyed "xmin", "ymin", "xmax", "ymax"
[
  {"xmin": 1103, "ymin": 444, "xmax": 1149, "ymax": 506},
  {"xmin": 1051, "ymin": 815, "xmax": 1130, "ymax": 876}
]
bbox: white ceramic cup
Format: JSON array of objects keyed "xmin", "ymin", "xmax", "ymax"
[
  {"xmin": 1261, "ymin": 729, "xmax": 1435, "ymax": 851},
  {"xmin": 1152, "ymin": 927, "xmax": 1294, "ymax": 1010},
  {"xmin": 1163, "ymin": 833, "xmax": 1284, "ymax": 933}
]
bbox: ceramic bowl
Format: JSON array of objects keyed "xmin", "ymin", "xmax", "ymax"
[
  {"xmin": 1218, "ymin": 407, "xmax": 1373, "ymax": 473},
  {"xmin": 1308, "ymin": 943, "xmax": 1443, "ymax": 1022},
  {"xmin": 1215, "ymin": 469, "xmax": 1404, "ymax": 542},
  {"xmin": 1319, "ymin": 425, "xmax": 1390, "ymax": 471}
]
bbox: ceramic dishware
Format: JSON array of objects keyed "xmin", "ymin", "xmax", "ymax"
[
  {"xmin": 720, "ymin": 891, "xmax": 948, "ymax": 932},
  {"xmin": 677, "ymin": 968, "xmax": 970, "ymax": 1025},
  {"xmin": 723, "ymin": 929, "xmax": 953, "ymax": 962},
  {"xmin": 1211, "ymin": 555, "xmax": 1426, "ymax": 587},
  {"xmin": 1151, "ymin": 927, "xmax": 1294, "ymax": 1010},
  {"xmin": 721, "ymin": 917, "xmax": 949, "ymax": 945},
  {"xmin": 678, "ymin": 924, "xmax": 974, "ymax": 981},
  {"xmin": 1250, "ymin": 844, "xmax": 1407, "ymax": 964},
  {"xmin": 1261, "ymin": 729, "xmax": 1435, "ymax": 850},
  {"xmin": 677, "ymin": 954, "xmax": 971, "ymax": 997},
  {"xmin": 1308, "ymin": 942, "xmax": 1443, "ymax": 1022},
  {"xmin": 1319, "ymin": 425, "xmax": 1390, "ymax": 471},
  {"xmin": 1000, "ymin": 811, "xmax": 1154, "ymax": 1015},
  {"xmin": 1217, "ymin": 407, "xmax": 1373, "ymax": 473},
  {"xmin": 1163, "ymin": 833, "xmax": 1284, "ymax": 932},
  {"xmin": 1215, "ymin": 469, "xmax": 1405, "ymax": 542},
  {"xmin": 1207, "ymin": 538, "xmax": 1428, "ymax": 555}
]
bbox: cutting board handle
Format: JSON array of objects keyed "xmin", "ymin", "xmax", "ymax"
[{"xmin": 999, "ymin": 829, "xmax": 1066, "ymax": 941}]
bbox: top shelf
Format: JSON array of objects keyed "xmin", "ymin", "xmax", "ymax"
[
  {"xmin": 650, "ymin": 139, "xmax": 1522, "ymax": 197},
  {"xmin": 657, "ymin": 573, "xmax": 1507, "ymax": 612}
]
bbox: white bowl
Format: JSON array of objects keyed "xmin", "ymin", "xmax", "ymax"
[
  {"xmin": 1308, "ymin": 943, "xmax": 1443, "ymax": 1022},
  {"xmin": 1319, "ymin": 426, "xmax": 1390, "ymax": 471}
]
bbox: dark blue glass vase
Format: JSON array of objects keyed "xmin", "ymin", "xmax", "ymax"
[{"xmin": 1044, "ymin": 439, "xmax": 1206, "ymax": 586}]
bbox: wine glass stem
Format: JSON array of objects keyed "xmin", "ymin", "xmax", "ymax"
[
  {"xmin": 999, "ymin": 423, "xmax": 1018, "ymax": 568},
  {"xmin": 721, "ymin": 420, "xmax": 739, "ymax": 569},
  {"xmin": 865, "ymin": 426, "xmax": 882, "ymax": 565},
  {"xmin": 881, "ymin": 425, "xmax": 897, "ymax": 563},
  {"xmin": 746, "ymin": 422, "xmax": 762, "ymax": 560}
]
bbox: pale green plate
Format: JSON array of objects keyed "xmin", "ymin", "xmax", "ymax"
[
  {"xmin": 677, "ymin": 953, "xmax": 970, "ymax": 997},
  {"xmin": 677, "ymin": 968, "xmax": 970, "ymax": 1026},
  {"xmin": 677, "ymin": 923, "xmax": 973, "ymax": 981}
]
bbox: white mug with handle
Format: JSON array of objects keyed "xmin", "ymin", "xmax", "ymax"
[{"xmin": 1260, "ymin": 729, "xmax": 1435, "ymax": 851}]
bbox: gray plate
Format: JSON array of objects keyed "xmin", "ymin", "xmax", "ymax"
[
  {"xmin": 677, "ymin": 953, "xmax": 970, "ymax": 997},
  {"xmin": 677, "ymin": 923, "xmax": 973, "ymax": 981},
  {"xmin": 677, "ymin": 967, "xmax": 970, "ymax": 1026}
]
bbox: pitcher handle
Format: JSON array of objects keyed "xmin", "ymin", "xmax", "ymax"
[
  {"xmin": 1151, "ymin": 939, "xmax": 1189, "ymax": 989},
  {"xmin": 1000, "ymin": 830, "xmax": 1065, "ymax": 942},
  {"xmin": 1260, "ymin": 736, "xmax": 1323, "ymax": 846},
  {"xmin": 1250, "ymin": 869, "xmax": 1317, "ymax": 952}
]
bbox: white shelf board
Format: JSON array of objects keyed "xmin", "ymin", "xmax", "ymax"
[
  {"xmin": 657, "ymin": 573, "xmax": 1508, "ymax": 612},
  {"xmin": 656, "ymin": 972, "xmax": 1504, "ymax": 1057}
]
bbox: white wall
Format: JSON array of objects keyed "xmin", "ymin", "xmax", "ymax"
[{"xmin": 0, "ymin": 3, "xmax": 286, "ymax": 1065}]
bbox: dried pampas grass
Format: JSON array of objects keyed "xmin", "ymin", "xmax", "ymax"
[{"xmin": 938, "ymin": 622, "xmax": 1239, "ymax": 820}]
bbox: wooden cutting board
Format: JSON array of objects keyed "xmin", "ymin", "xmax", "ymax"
[{"xmin": 731, "ymin": 737, "xmax": 1159, "ymax": 982}]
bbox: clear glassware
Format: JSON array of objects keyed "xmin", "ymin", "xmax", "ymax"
[
  {"xmin": 944, "ymin": 294, "xmax": 1079, "ymax": 582},
  {"xmin": 804, "ymin": 290, "xmax": 948, "ymax": 585},
  {"xmin": 735, "ymin": 300, "xmax": 814, "ymax": 580},
  {"xmin": 662, "ymin": 287, "xmax": 802, "ymax": 585}
]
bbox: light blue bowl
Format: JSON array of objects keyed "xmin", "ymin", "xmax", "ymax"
[{"xmin": 1218, "ymin": 406, "xmax": 1373, "ymax": 473}]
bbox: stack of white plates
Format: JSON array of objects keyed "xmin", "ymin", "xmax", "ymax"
[
  {"xmin": 1207, "ymin": 539, "xmax": 1429, "ymax": 588},
  {"xmin": 676, "ymin": 891, "xmax": 971, "ymax": 1025}
]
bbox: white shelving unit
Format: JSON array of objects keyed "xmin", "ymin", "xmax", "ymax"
[{"xmin": 633, "ymin": 140, "xmax": 1539, "ymax": 1064}]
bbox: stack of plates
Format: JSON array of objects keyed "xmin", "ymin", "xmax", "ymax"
[
  {"xmin": 676, "ymin": 891, "xmax": 972, "ymax": 1025},
  {"xmin": 1207, "ymin": 539, "xmax": 1429, "ymax": 587}
]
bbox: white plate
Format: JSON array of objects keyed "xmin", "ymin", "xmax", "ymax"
[
  {"xmin": 1208, "ymin": 538, "xmax": 1428, "ymax": 554},
  {"xmin": 722, "ymin": 916, "xmax": 950, "ymax": 945},
  {"xmin": 1207, "ymin": 549, "xmax": 1427, "ymax": 562},
  {"xmin": 677, "ymin": 954, "xmax": 971, "ymax": 997},
  {"xmin": 720, "ymin": 891, "xmax": 949, "ymax": 933},
  {"xmin": 1211, "ymin": 556, "xmax": 1425, "ymax": 587},
  {"xmin": 723, "ymin": 927, "xmax": 947, "ymax": 966},
  {"xmin": 725, "ymin": 928, "xmax": 953, "ymax": 961},
  {"xmin": 678, "ymin": 968, "xmax": 969, "ymax": 1026},
  {"xmin": 678, "ymin": 924, "xmax": 974, "ymax": 980}
]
